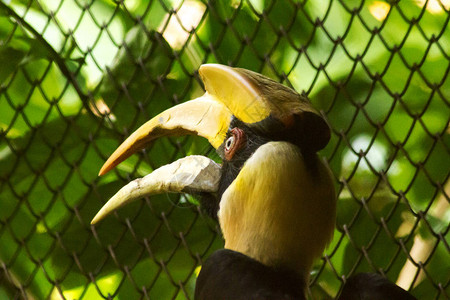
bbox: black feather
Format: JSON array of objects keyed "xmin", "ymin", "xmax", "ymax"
[
  {"xmin": 198, "ymin": 115, "xmax": 321, "ymax": 219},
  {"xmin": 338, "ymin": 273, "xmax": 417, "ymax": 300},
  {"xmin": 195, "ymin": 249, "xmax": 306, "ymax": 300},
  {"xmin": 200, "ymin": 118, "xmax": 270, "ymax": 220}
]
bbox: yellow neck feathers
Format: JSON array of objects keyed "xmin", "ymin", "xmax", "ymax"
[{"xmin": 218, "ymin": 142, "xmax": 336, "ymax": 277}]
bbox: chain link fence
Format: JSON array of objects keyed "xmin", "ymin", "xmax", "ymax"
[{"xmin": 0, "ymin": 0, "xmax": 449, "ymax": 299}]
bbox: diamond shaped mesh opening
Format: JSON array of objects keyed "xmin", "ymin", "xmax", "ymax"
[{"xmin": 0, "ymin": 0, "xmax": 448, "ymax": 299}]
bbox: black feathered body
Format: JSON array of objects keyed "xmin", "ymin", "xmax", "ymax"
[{"xmin": 195, "ymin": 249, "xmax": 306, "ymax": 300}]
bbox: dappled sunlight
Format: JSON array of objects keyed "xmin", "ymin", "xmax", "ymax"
[{"xmin": 0, "ymin": 0, "xmax": 447, "ymax": 298}]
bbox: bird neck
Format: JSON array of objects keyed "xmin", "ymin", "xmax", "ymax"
[{"xmin": 218, "ymin": 142, "xmax": 336, "ymax": 280}]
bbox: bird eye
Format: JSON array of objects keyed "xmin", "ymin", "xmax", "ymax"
[
  {"xmin": 224, "ymin": 128, "xmax": 246, "ymax": 161},
  {"xmin": 225, "ymin": 136, "xmax": 235, "ymax": 151}
]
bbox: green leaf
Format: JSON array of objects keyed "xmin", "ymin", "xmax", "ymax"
[
  {"xmin": 0, "ymin": 46, "xmax": 26, "ymax": 84},
  {"xmin": 98, "ymin": 27, "xmax": 176, "ymax": 130}
]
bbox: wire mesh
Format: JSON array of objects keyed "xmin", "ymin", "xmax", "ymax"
[{"xmin": 0, "ymin": 0, "xmax": 449, "ymax": 299}]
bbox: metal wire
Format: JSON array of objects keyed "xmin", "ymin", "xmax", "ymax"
[{"xmin": 0, "ymin": 0, "xmax": 448, "ymax": 299}]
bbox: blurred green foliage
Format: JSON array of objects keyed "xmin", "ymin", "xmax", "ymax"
[{"xmin": 0, "ymin": 0, "xmax": 448, "ymax": 299}]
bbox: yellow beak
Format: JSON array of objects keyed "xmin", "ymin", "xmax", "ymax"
[
  {"xmin": 92, "ymin": 64, "xmax": 330, "ymax": 224},
  {"xmin": 92, "ymin": 155, "xmax": 221, "ymax": 224},
  {"xmin": 98, "ymin": 96, "xmax": 231, "ymax": 176}
]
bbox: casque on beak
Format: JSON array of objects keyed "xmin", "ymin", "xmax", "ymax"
[{"xmin": 91, "ymin": 64, "xmax": 329, "ymax": 225}]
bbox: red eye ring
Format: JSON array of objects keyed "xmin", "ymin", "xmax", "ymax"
[
  {"xmin": 224, "ymin": 136, "xmax": 235, "ymax": 151},
  {"xmin": 224, "ymin": 128, "xmax": 246, "ymax": 161}
]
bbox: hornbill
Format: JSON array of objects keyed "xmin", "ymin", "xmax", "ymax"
[{"xmin": 91, "ymin": 64, "xmax": 416, "ymax": 299}]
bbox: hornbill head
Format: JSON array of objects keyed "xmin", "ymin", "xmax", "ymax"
[{"xmin": 92, "ymin": 64, "xmax": 336, "ymax": 285}]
